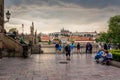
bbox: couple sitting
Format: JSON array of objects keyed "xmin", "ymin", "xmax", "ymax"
[{"xmin": 95, "ymin": 49, "xmax": 113, "ymax": 65}]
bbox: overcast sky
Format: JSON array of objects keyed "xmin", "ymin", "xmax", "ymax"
[{"xmin": 4, "ymin": 0, "xmax": 120, "ymax": 34}]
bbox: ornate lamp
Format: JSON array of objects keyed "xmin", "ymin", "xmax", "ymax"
[{"xmin": 5, "ymin": 10, "xmax": 11, "ymax": 22}]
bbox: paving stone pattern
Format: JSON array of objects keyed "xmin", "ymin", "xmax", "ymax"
[{"xmin": 0, "ymin": 53, "xmax": 120, "ymax": 80}]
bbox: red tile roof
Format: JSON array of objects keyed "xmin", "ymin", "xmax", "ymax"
[
  {"xmin": 41, "ymin": 36, "xmax": 50, "ymax": 41},
  {"xmin": 69, "ymin": 36, "xmax": 94, "ymax": 41}
]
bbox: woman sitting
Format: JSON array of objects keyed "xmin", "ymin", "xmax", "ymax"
[{"xmin": 102, "ymin": 50, "xmax": 113, "ymax": 65}]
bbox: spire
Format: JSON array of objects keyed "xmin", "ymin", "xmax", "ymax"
[
  {"xmin": 32, "ymin": 22, "xmax": 33, "ymax": 26},
  {"xmin": 32, "ymin": 22, "xmax": 34, "ymax": 30}
]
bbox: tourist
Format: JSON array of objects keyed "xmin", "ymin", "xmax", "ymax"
[
  {"xmin": 104, "ymin": 43, "xmax": 108, "ymax": 50},
  {"xmin": 55, "ymin": 43, "xmax": 59, "ymax": 53},
  {"xmin": 65, "ymin": 43, "xmax": 71, "ymax": 60},
  {"xmin": 102, "ymin": 50, "xmax": 113, "ymax": 65},
  {"xmin": 86, "ymin": 42, "xmax": 92, "ymax": 53},
  {"xmin": 58, "ymin": 44, "xmax": 62, "ymax": 54},
  {"xmin": 89, "ymin": 43, "xmax": 93, "ymax": 53},
  {"xmin": 70, "ymin": 41, "xmax": 75, "ymax": 55},
  {"xmin": 76, "ymin": 42, "xmax": 81, "ymax": 54},
  {"xmin": 98, "ymin": 43, "xmax": 102, "ymax": 49},
  {"xmin": 95, "ymin": 49, "xmax": 104, "ymax": 63}
]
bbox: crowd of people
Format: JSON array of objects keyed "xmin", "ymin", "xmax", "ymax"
[
  {"xmin": 55, "ymin": 42, "xmax": 113, "ymax": 65},
  {"xmin": 55, "ymin": 42, "xmax": 93, "ymax": 60}
]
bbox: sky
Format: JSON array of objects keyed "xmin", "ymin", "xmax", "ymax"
[{"xmin": 4, "ymin": 0, "xmax": 120, "ymax": 34}]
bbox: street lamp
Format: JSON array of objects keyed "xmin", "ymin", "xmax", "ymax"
[{"xmin": 4, "ymin": 10, "xmax": 11, "ymax": 23}]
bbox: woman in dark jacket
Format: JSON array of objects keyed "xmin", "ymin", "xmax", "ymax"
[{"xmin": 65, "ymin": 43, "xmax": 71, "ymax": 60}]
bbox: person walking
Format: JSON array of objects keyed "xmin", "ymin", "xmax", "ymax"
[
  {"xmin": 89, "ymin": 43, "xmax": 93, "ymax": 53},
  {"xmin": 70, "ymin": 42, "xmax": 75, "ymax": 55},
  {"xmin": 55, "ymin": 43, "xmax": 59, "ymax": 53},
  {"xmin": 65, "ymin": 43, "xmax": 71, "ymax": 60},
  {"xmin": 58, "ymin": 44, "xmax": 62, "ymax": 54},
  {"xmin": 98, "ymin": 43, "xmax": 102, "ymax": 49}
]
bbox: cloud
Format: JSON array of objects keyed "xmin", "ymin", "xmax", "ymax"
[
  {"xmin": 4, "ymin": 0, "xmax": 120, "ymax": 33},
  {"xmin": 5, "ymin": 0, "xmax": 120, "ymax": 9}
]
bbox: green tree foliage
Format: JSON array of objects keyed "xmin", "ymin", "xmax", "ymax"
[
  {"xmin": 9, "ymin": 28, "xmax": 18, "ymax": 33},
  {"xmin": 96, "ymin": 32, "xmax": 113, "ymax": 43},
  {"xmin": 109, "ymin": 15, "xmax": 120, "ymax": 43},
  {"xmin": 48, "ymin": 40, "xmax": 51, "ymax": 45},
  {"xmin": 97, "ymin": 15, "xmax": 120, "ymax": 44}
]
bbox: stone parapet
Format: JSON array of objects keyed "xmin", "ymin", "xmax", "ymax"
[
  {"xmin": 2, "ymin": 34, "xmax": 23, "ymax": 57},
  {"xmin": 111, "ymin": 61, "xmax": 120, "ymax": 68}
]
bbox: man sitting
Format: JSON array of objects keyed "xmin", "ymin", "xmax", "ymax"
[{"xmin": 102, "ymin": 50, "xmax": 113, "ymax": 65}]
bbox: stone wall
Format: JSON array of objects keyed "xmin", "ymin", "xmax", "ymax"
[{"xmin": 2, "ymin": 34, "xmax": 23, "ymax": 56}]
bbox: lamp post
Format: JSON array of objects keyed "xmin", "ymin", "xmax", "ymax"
[
  {"xmin": 0, "ymin": 0, "xmax": 11, "ymax": 33},
  {"xmin": 4, "ymin": 10, "xmax": 11, "ymax": 23},
  {"xmin": 2, "ymin": 10, "xmax": 11, "ymax": 34},
  {"xmin": 0, "ymin": 0, "xmax": 11, "ymax": 58}
]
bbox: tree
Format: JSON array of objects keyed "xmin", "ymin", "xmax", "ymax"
[
  {"xmin": 9, "ymin": 28, "xmax": 18, "ymax": 33},
  {"xmin": 48, "ymin": 40, "xmax": 51, "ymax": 45},
  {"xmin": 96, "ymin": 32, "xmax": 112, "ymax": 43},
  {"xmin": 108, "ymin": 15, "xmax": 120, "ymax": 43},
  {"xmin": 8, "ymin": 28, "xmax": 18, "ymax": 39}
]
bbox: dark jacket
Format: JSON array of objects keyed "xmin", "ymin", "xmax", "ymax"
[{"xmin": 65, "ymin": 45, "xmax": 71, "ymax": 53}]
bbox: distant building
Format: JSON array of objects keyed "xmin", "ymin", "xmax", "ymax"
[
  {"xmin": 72, "ymin": 31, "xmax": 98, "ymax": 37},
  {"xmin": 61, "ymin": 28, "xmax": 72, "ymax": 36},
  {"xmin": 69, "ymin": 36, "xmax": 95, "ymax": 43},
  {"xmin": 41, "ymin": 35, "xmax": 50, "ymax": 42},
  {"xmin": 48, "ymin": 28, "xmax": 98, "ymax": 44}
]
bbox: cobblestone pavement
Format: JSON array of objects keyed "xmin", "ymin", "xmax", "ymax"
[{"xmin": 0, "ymin": 53, "xmax": 120, "ymax": 80}]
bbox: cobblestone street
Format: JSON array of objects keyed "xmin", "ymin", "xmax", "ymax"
[{"xmin": 0, "ymin": 53, "xmax": 120, "ymax": 80}]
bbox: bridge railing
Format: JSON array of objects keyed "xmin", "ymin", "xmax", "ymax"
[{"xmin": 31, "ymin": 44, "xmax": 99, "ymax": 54}]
